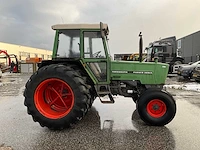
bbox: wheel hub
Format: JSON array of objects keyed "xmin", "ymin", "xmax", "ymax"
[
  {"xmin": 152, "ymin": 104, "xmax": 159, "ymax": 110},
  {"xmin": 147, "ymin": 99, "xmax": 167, "ymax": 118},
  {"xmin": 34, "ymin": 78, "xmax": 74, "ymax": 119}
]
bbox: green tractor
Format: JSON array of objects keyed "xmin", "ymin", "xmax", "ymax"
[{"xmin": 24, "ymin": 23, "xmax": 176, "ymax": 130}]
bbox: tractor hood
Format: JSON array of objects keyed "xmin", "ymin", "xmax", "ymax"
[{"xmin": 110, "ymin": 61, "xmax": 169, "ymax": 85}]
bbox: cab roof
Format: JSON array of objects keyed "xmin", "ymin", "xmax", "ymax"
[{"xmin": 52, "ymin": 23, "xmax": 108, "ymax": 31}]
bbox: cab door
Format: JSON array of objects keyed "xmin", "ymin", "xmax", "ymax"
[{"xmin": 81, "ymin": 30, "xmax": 109, "ymax": 84}]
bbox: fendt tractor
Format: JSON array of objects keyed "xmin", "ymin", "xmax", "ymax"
[{"xmin": 24, "ymin": 23, "xmax": 176, "ymax": 130}]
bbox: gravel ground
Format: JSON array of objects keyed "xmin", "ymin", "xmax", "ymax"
[{"xmin": 0, "ymin": 73, "xmax": 30, "ymax": 96}]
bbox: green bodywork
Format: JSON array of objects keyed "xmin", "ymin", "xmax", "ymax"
[
  {"xmin": 52, "ymin": 26, "xmax": 169, "ymax": 86},
  {"xmin": 110, "ymin": 61, "xmax": 168, "ymax": 84}
]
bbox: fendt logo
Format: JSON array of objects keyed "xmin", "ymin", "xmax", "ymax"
[{"xmin": 112, "ymin": 71, "xmax": 153, "ymax": 75}]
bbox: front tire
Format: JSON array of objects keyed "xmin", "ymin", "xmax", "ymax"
[
  {"xmin": 24, "ymin": 64, "xmax": 90, "ymax": 130},
  {"xmin": 137, "ymin": 89, "xmax": 176, "ymax": 126}
]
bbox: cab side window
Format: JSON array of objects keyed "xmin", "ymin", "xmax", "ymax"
[{"xmin": 84, "ymin": 32, "xmax": 106, "ymax": 58}]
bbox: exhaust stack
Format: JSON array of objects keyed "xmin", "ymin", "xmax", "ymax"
[{"xmin": 139, "ymin": 32, "xmax": 143, "ymax": 62}]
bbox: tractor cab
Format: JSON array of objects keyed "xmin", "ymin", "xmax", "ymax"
[{"xmin": 51, "ymin": 23, "xmax": 110, "ymax": 83}]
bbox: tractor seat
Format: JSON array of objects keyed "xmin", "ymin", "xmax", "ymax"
[{"xmin": 89, "ymin": 63, "xmax": 101, "ymax": 79}]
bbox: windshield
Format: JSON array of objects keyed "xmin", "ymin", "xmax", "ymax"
[
  {"xmin": 56, "ymin": 30, "xmax": 80, "ymax": 58},
  {"xmin": 146, "ymin": 47, "xmax": 152, "ymax": 61},
  {"xmin": 147, "ymin": 47, "xmax": 152, "ymax": 55}
]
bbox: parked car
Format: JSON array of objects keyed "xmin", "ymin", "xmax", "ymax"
[
  {"xmin": 177, "ymin": 61, "xmax": 200, "ymax": 78},
  {"xmin": 192, "ymin": 64, "xmax": 200, "ymax": 81}
]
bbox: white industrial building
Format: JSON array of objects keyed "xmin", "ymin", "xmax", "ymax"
[{"xmin": 0, "ymin": 42, "xmax": 52, "ymax": 62}]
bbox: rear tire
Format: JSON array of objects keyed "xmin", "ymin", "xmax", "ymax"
[
  {"xmin": 24, "ymin": 64, "xmax": 90, "ymax": 130},
  {"xmin": 137, "ymin": 89, "xmax": 176, "ymax": 126}
]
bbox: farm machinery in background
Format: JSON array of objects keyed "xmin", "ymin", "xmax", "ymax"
[{"xmin": 0, "ymin": 50, "xmax": 19, "ymax": 73}]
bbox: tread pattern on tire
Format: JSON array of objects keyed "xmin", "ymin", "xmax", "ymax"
[
  {"xmin": 67, "ymin": 64, "xmax": 96, "ymax": 108},
  {"xmin": 137, "ymin": 88, "xmax": 176, "ymax": 126},
  {"xmin": 24, "ymin": 64, "xmax": 91, "ymax": 130}
]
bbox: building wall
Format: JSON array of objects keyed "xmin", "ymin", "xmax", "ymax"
[
  {"xmin": 177, "ymin": 30, "xmax": 200, "ymax": 63},
  {"xmin": 0, "ymin": 42, "xmax": 52, "ymax": 62}
]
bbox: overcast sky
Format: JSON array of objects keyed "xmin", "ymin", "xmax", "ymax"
[{"xmin": 0, "ymin": 0, "xmax": 199, "ymax": 55}]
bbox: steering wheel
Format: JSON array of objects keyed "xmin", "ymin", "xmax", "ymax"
[{"xmin": 93, "ymin": 51, "xmax": 101, "ymax": 58}]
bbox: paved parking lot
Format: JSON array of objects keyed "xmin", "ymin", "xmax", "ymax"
[{"xmin": 0, "ymin": 74, "xmax": 200, "ymax": 150}]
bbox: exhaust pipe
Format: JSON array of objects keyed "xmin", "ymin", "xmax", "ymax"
[{"xmin": 139, "ymin": 32, "xmax": 143, "ymax": 62}]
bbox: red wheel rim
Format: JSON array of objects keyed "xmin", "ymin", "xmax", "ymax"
[
  {"xmin": 34, "ymin": 78, "xmax": 74, "ymax": 119},
  {"xmin": 147, "ymin": 99, "xmax": 167, "ymax": 118}
]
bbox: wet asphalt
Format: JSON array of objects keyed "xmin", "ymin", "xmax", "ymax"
[{"xmin": 0, "ymin": 74, "xmax": 200, "ymax": 150}]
